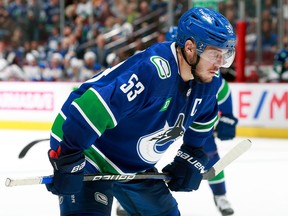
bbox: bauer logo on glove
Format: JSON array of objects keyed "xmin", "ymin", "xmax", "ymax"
[{"xmin": 176, "ymin": 150, "xmax": 205, "ymax": 171}]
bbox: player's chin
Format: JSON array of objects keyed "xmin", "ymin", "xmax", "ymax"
[{"xmin": 199, "ymin": 75, "xmax": 214, "ymax": 83}]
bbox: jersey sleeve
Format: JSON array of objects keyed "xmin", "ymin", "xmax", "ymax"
[
  {"xmin": 217, "ymin": 76, "xmax": 233, "ymax": 115},
  {"xmin": 50, "ymin": 56, "xmax": 157, "ymax": 154},
  {"xmin": 183, "ymin": 96, "xmax": 219, "ymax": 148}
]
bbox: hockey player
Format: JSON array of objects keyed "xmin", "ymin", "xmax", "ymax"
[
  {"xmin": 46, "ymin": 7, "xmax": 236, "ymax": 216},
  {"xmin": 116, "ymin": 26, "xmax": 238, "ymax": 216}
]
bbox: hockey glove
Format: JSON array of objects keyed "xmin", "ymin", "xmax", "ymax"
[
  {"xmin": 215, "ymin": 114, "xmax": 238, "ymax": 140},
  {"xmin": 46, "ymin": 147, "xmax": 85, "ymax": 196},
  {"xmin": 162, "ymin": 145, "xmax": 208, "ymax": 192}
]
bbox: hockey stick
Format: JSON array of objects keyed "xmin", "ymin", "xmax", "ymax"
[
  {"xmin": 202, "ymin": 138, "xmax": 252, "ymax": 180},
  {"xmin": 18, "ymin": 138, "xmax": 49, "ymax": 159},
  {"xmin": 6, "ymin": 139, "xmax": 252, "ymax": 187}
]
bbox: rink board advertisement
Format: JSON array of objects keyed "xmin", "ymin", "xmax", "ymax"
[
  {"xmin": 229, "ymin": 83, "xmax": 287, "ymax": 128},
  {"xmin": 0, "ymin": 82, "xmax": 80, "ymax": 130},
  {"xmin": 0, "ymin": 82, "xmax": 287, "ymax": 138}
]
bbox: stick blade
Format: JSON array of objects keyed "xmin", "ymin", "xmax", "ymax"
[
  {"xmin": 203, "ymin": 139, "xmax": 252, "ymax": 180},
  {"xmin": 18, "ymin": 138, "xmax": 49, "ymax": 159}
]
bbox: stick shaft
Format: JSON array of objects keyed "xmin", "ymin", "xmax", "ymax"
[
  {"xmin": 5, "ymin": 173, "xmax": 171, "ymax": 187},
  {"xmin": 202, "ymin": 139, "xmax": 252, "ymax": 180},
  {"xmin": 7, "ymin": 139, "xmax": 252, "ymax": 187}
]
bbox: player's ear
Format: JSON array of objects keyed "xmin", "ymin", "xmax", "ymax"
[{"xmin": 184, "ymin": 39, "xmax": 196, "ymax": 55}]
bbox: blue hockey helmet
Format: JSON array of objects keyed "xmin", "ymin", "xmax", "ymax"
[
  {"xmin": 165, "ymin": 26, "xmax": 178, "ymax": 42},
  {"xmin": 176, "ymin": 7, "xmax": 236, "ymax": 68}
]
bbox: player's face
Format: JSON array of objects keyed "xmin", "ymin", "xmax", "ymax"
[
  {"xmin": 195, "ymin": 46, "xmax": 232, "ymax": 83},
  {"xmin": 194, "ymin": 49, "xmax": 220, "ymax": 83}
]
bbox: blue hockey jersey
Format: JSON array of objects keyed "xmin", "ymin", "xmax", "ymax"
[{"xmin": 50, "ymin": 42, "xmax": 222, "ymax": 174}]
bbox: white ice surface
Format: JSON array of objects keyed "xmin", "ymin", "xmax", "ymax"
[{"xmin": 1, "ymin": 129, "xmax": 288, "ymax": 216}]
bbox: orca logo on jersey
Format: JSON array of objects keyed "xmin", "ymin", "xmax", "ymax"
[
  {"xmin": 137, "ymin": 114, "xmax": 185, "ymax": 164},
  {"xmin": 150, "ymin": 56, "xmax": 171, "ymax": 79}
]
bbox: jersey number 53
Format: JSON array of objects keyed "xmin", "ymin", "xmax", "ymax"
[{"xmin": 120, "ymin": 74, "xmax": 145, "ymax": 101}]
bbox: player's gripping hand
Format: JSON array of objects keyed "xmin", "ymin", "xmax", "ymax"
[
  {"xmin": 162, "ymin": 145, "xmax": 208, "ymax": 192},
  {"xmin": 46, "ymin": 147, "xmax": 85, "ymax": 196},
  {"xmin": 215, "ymin": 114, "xmax": 238, "ymax": 140}
]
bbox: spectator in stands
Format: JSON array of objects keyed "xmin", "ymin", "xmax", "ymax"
[
  {"xmin": 65, "ymin": 0, "xmax": 78, "ymax": 22},
  {"xmin": 110, "ymin": 0, "xmax": 127, "ymax": 20},
  {"xmin": 73, "ymin": 15, "xmax": 90, "ymax": 44},
  {"xmin": 68, "ymin": 34, "xmax": 80, "ymax": 53},
  {"xmin": 252, "ymin": 17, "xmax": 278, "ymax": 53},
  {"xmin": 40, "ymin": 52, "xmax": 64, "ymax": 81},
  {"xmin": 106, "ymin": 52, "xmax": 120, "ymax": 68},
  {"xmin": 263, "ymin": 0, "xmax": 278, "ymax": 19},
  {"xmin": 42, "ymin": 0, "xmax": 61, "ymax": 33},
  {"xmin": 76, "ymin": 0, "xmax": 93, "ymax": 20},
  {"xmin": 47, "ymin": 26, "xmax": 62, "ymax": 52},
  {"xmin": 246, "ymin": 18, "xmax": 257, "ymax": 52},
  {"xmin": 91, "ymin": 33, "xmax": 109, "ymax": 68},
  {"xmin": 93, "ymin": 1, "xmax": 115, "ymax": 27},
  {"xmin": 0, "ymin": 1, "xmax": 14, "ymax": 41},
  {"xmin": 6, "ymin": 0, "xmax": 28, "ymax": 35},
  {"xmin": 23, "ymin": 50, "xmax": 42, "ymax": 81},
  {"xmin": 26, "ymin": 0, "xmax": 41, "ymax": 42},
  {"xmin": 0, "ymin": 52, "xmax": 25, "ymax": 81},
  {"xmin": 120, "ymin": 18, "xmax": 134, "ymax": 38},
  {"xmin": 138, "ymin": 0, "xmax": 151, "ymax": 19},
  {"xmin": 82, "ymin": 50, "xmax": 102, "ymax": 76},
  {"xmin": 101, "ymin": 15, "xmax": 117, "ymax": 34},
  {"xmin": 269, "ymin": 36, "xmax": 288, "ymax": 82},
  {"xmin": 10, "ymin": 27, "xmax": 25, "ymax": 48},
  {"xmin": 66, "ymin": 57, "xmax": 86, "ymax": 82},
  {"xmin": 125, "ymin": 3, "xmax": 138, "ymax": 24}
]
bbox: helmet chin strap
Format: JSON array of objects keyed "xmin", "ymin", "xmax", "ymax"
[{"xmin": 180, "ymin": 48, "xmax": 201, "ymax": 81}]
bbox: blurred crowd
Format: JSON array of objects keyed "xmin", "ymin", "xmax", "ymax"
[{"xmin": 0, "ymin": 0, "xmax": 287, "ymax": 82}]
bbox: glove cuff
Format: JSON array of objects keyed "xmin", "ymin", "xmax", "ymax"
[
  {"xmin": 181, "ymin": 144, "xmax": 207, "ymax": 160},
  {"xmin": 48, "ymin": 150, "xmax": 85, "ymax": 173}
]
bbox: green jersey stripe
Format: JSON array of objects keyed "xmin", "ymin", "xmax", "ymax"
[
  {"xmin": 84, "ymin": 146, "xmax": 124, "ymax": 174},
  {"xmin": 89, "ymin": 88, "xmax": 117, "ymax": 127},
  {"xmin": 189, "ymin": 115, "xmax": 219, "ymax": 132},
  {"xmin": 73, "ymin": 88, "xmax": 117, "ymax": 135},
  {"xmin": 217, "ymin": 79, "xmax": 230, "ymax": 105},
  {"xmin": 51, "ymin": 112, "xmax": 66, "ymax": 140},
  {"xmin": 72, "ymin": 101, "xmax": 102, "ymax": 136}
]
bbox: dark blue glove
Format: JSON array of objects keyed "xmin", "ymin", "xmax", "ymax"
[
  {"xmin": 162, "ymin": 145, "xmax": 208, "ymax": 192},
  {"xmin": 46, "ymin": 147, "xmax": 85, "ymax": 196},
  {"xmin": 215, "ymin": 114, "xmax": 238, "ymax": 140}
]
